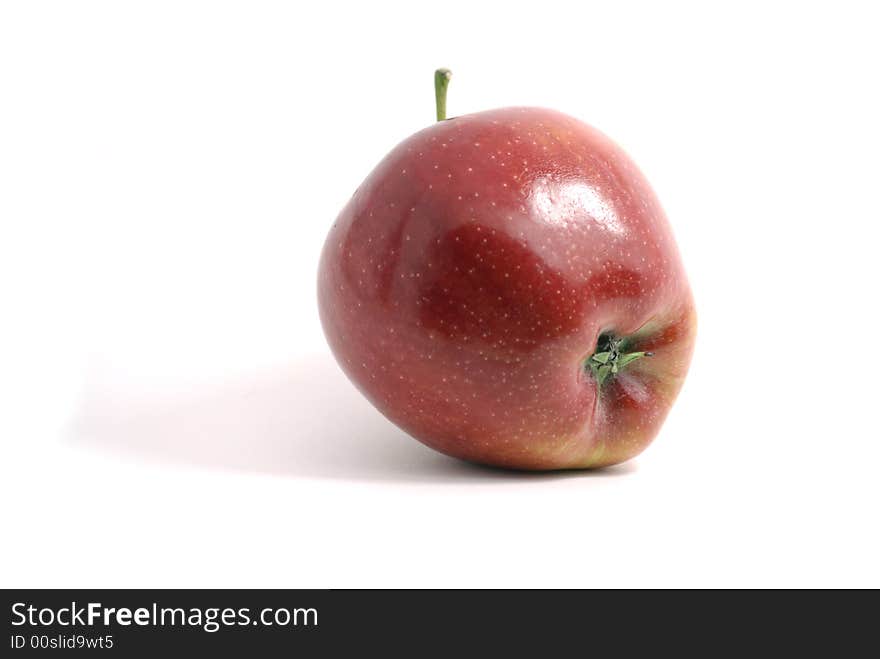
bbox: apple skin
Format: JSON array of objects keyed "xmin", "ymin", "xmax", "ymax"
[{"xmin": 318, "ymin": 107, "xmax": 695, "ymax": 470}]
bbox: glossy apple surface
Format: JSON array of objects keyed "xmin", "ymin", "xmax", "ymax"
[{"xmin": 318, "ymin": 106, "xmax": 695, "ymax": 469}]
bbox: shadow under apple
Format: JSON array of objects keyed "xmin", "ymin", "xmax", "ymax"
[{"xmin": 68, "ymin": 352, "xmax": 635, "ymax": 483}]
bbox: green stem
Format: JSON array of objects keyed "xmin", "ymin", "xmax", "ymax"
[{"xmin": 434, "ymin": 68, "xmax": 452, "ymax": 121}]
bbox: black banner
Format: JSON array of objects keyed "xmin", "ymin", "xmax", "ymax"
[{"xmin": 1, "ymin": 589, "xmax": 872, "ymax": 654}]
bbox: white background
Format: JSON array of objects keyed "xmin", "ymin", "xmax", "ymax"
[{"xmin": 2, "ymin": 1, "xmax": 878, "ymax": 588}]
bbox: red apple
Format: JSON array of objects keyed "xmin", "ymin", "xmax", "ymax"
[{"xmin": 318, "ymin": 70, "xmax": 696, "ymax": 470}]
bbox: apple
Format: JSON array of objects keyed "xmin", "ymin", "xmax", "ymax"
[{"xmin": 318, "ymin": 70, "xmax": 696, "ymax": 470}]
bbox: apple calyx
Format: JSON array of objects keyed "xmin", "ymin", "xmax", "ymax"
[{"xmin": 587, "ymin": 333, "xmax": 653, "ymax": 386}]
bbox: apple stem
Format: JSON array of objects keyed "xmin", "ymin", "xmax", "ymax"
[{"xmin": 434, "ymin": 68, "xmax": 452, "ymax": 121}]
